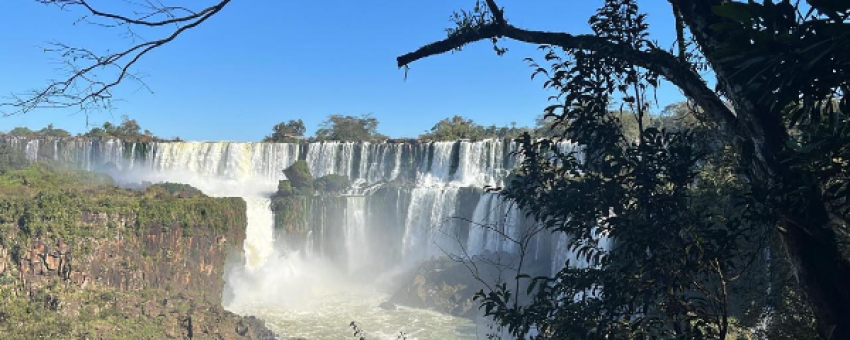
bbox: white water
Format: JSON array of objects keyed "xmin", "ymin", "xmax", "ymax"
[
  {"xmin": 467, "ymin": 193, "xmax": 524, "ymax": 256},
  {"xmin": 245, "ymin": 290, "xmax": 477, "ymax": 340},
  {"xmin": 244, "ymin": 197, "xmax": 276, "ymax": 269},
  {"xmin": 7, "ymin": 137, "xmax": 594, "ymax": 340},
  {"xmin": 344, "ymin": 196, "xmax": 369, "ymax": 273},
  {"xmin": 137, "ymin": 141, "xmax": 480, "ymax": 339},
  {"xmin": 402, "ymin": 187, "xmax": 462, "ymax": 261}
]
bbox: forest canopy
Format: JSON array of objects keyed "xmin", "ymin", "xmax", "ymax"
[
  {"xmin": 314, "ymin": 114, "xmax": 387, "ymax": 142},
  {"xmin": 397, "ymin": 0, "xmax": 850, "ymax": 339}
]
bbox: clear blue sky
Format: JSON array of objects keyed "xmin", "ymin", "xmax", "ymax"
[{"xmin": 0, "ymin": 0, "xmax": 684, "ymax": 141}]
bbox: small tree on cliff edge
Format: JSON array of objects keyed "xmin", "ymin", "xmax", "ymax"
[
  {"xmin": 399, "ymin": 1, "xmax": 850, "ymax": 339},
  {"xmin": 315, "ymin": 114, "xmax": 387, "ymax": 142},
  {"xmin": 263, "ymin": 119, "xmax": 306, "ymax": 143}
]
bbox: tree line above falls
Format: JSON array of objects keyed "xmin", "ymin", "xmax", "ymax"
[
  {"xmin": 3, "ymin": 115, "xmax": 170, "ymax": 142},
  {"xmin": 5, "ymin": 106, "xmax": 696, "ymax": 144}
]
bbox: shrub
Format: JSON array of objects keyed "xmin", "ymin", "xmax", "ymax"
[
  {"xmin": 275, "ymin": 180, "xmax": 294, "ymax": 197},
  {"xmin": 145, "ymin": 183, "xmax": 206, "ymax": 198},
  {"xmin": 314, "ymin": 174, "xmax": 351, "ymax": 193},
  {"xmin": 282, "ymin": 160, "xmax": 313, "ymax": 192},
  {"xmin": 0, "ymin": 144, "xmax": 29, "ymax": 174}
]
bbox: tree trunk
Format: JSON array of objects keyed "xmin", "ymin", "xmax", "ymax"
[{"xmin": 781, "ymin": 211, "xmax": 850, "ymax": 340}]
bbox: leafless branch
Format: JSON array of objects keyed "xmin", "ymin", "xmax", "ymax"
[
  {"xmin": 2, "ymin": 0, "xmax": 231, "ymax": 116},
  {"xmin": 36, "ymin": 0, "xmax": 224, "ymax": 27}
]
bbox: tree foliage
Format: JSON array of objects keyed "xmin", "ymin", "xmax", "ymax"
[
  {"xmin": 420, "ymin": 115, "xmax": 529, "ymax": 140},
  {"xmin": 315, "ymin": 114, "xmax": 386, "ymax": 142},
  {"xmin": 7, "ymin": 127, "xmax": 36, "ymax": 137},
  {"xmin": 0, "ymin": 143, "xmax": 29, "ymax": 174},
  {"xmin": 84, "ymin": 115, "xmax": 155, "ymax": 140},
  {"xmin": 401, "ymin": 0, "xmax": 850, "ymax": 338},
  {"xmin": 314, "ymin": 174, "xmax": 352, "ymax": 193},
  {"xmin": 5, "ymin": 124, "xmax": 71, "ymax": 138},
  {"xmin": 280, "ymin": 160, "xmax": 313, "ymax": 196},
  {"xmin": 263, "ymin": 119, "xmax": 306, "ymax": 143},
  {"xmin": 36, "ymin": 124, "xmax": 71, "ymax": 138}
]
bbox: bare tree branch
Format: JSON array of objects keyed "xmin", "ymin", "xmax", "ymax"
[
  {"xmin": 2, "ymin": 0, "xmax": 231, "ymax": 116},
  {"xmin": 36, "ymin": 0, "xmax": 225, "ymax": 27},
  {"xmin": 397, "ymin": 1, "xmax": 737, "ymax": 130},
  {"xmin": 483, "ymin": 0, "xmax": 504, "ymax": 25}
]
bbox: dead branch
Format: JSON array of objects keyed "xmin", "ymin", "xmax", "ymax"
[{"xmin": 2, "ymin": 0, "xmax": 232, "ymax": 116}]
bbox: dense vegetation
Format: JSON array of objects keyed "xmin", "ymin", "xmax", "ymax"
[
  {"xmin": 399, "ymin": 0, "xmax": 850, "ymax": 339},
  {"xmin": 6, "ymin": 124, "xmax": 71, "ymax": 138},
  {"xmin": 315, "ymin": 114, "xmax": 387, "ymax": 141},
  {"xmin": 313, "ymin": 174, "xmax": 352, "ymax": 194},
  {"xmin": 3, "ymin": 116, "xmax": 165, "ymax": 141},
  {"xmin": 0, "ymin": 143, "xmax": 29, "ymax": 174},
  {"xmin": 279, "ymin": 160, "xmax": 314, "ymax": 196},
  {"xmin": 83, "ymin": 115, "xmax": 159, "ymax": 141},
  {"xmin": 276, "ymin": 160, "xmax": 352, "ymax": 196},
  {"xmin": 419, "ymin": 115, "xmax": 528, "ymax": 141},
  {"xmin": 263, "ymin": 119, "xmax": 306, "ymax": 143},
  {"xmin": 419, "ymin": 113, "xmax": 649, "ymax": 141},
  {"xmin": 0, "ymin": 163, "xmax": 243, "ymax": 241},
  {"xmin": 0, "ymin": 146, "xmax": 255, "ymax": 339}
]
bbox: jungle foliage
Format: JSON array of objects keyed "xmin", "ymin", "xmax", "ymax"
[
  {"xmin": 0, "ymin": 161, "xmax": 243, "ymax": 243},
  {"xmin": 420, "ymin": 115, "xmax": 530, "ymax": 141},
  {"xmin": 5, "ymin": 124, "xmax": 71, "ymax": 138},
  {"xmin": 314, "ymin": 174, "xmax": 352, "ymax": 194},
  {"xmin": 83, "ymin": 115, "xmax": 157, "ymax": 141},
  {"xmin": 0, "ymin": 154, "xmax": 247, "ymax": 339},
  {"xmin": 279, "ymin": 160, "xmax": 314, "ymax": 196},
  {"xmin": 263, "ymin": 119, "xmax": 306, "ymax": 143},
  {"xmin": 399, "ymin": 0, "xmax": 850, "ymax": 339},
  {"xmin": 0, "ymin": 143, "xmax": 29, "ymax": 174},
  {"xmin": 315, "ymin": 114, "xmax": 387, "ymax": 142}
]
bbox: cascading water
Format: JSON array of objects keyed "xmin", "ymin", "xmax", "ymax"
[
  {"xmin": 4, "ymin": 136, "xmax": 591, "ymax": 340},
  {"xmin": 344, "ymin": 196, "xmax": 369, "ymax": 273},
  {"xmin": 244, "ymin": 197, "xmax": 276, "ymax": 269},
  {"xmin": 402, "ymin": 187, "xmax": 462, "ymax": 261}
]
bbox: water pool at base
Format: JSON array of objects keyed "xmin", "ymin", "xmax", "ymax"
[{"xmin": 227, "ymin": 288, "xmax": 480, "ymax": 340}]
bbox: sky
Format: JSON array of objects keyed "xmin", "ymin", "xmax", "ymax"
[{"xmin": 0, "ymin": 0, "xmax": 685, "ymax": 141}]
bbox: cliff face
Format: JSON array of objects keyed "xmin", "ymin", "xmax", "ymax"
[{"xmin": 0, "ymin": 165, "xmax": 276, "ymax": 339}]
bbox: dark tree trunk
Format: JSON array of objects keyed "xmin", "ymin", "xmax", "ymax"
[{"xmin": 780, "ymin": 201, "xmax": 850, "ymax": 340}]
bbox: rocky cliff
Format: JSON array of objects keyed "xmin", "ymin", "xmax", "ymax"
[{"xmin": 0, "ymin": 164, "xmax": 276, "ymax": 339}]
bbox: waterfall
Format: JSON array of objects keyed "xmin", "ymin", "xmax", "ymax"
[
  {"xmin": 24, "ymin": 139, "xmax": 39, "ymax": 161},
  {"xmin": 2, "ymin": 136, "xmax": 589, "ymax": 278},
  {"xmin": 244, "ymin": 197, "xmax": 275, "ymax": 269},
  {"xmin": 150, "ymin": 142, "xmax": 299, "ymax": 181},
  {"xmin": 401, "ymin": 187, "xmax": 462, "ymax": 261},
  {"xmin": 344, "ymin": 196, "xmax": 368, "ymax": 273}
]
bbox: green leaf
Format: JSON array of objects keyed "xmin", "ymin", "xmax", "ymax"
[{"xmin": 712, "ymin": 3, "xmax": 754, "ymax": 23}]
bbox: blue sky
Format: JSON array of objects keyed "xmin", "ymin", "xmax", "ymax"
[{"xmin": 0, "ymin": 0, "xmax": 684, "ymax": 141}]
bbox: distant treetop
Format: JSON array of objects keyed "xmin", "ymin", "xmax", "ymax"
[
  {"xmin": 83, "ymin": 115, "xmax": 161, "ymax": 141},
  {"xmin": 419, "ymin": 115, "xmax": 532, "ymax": 141},
  {"xmin": 5, "ymin": 124, "xmax": 71, "ymax": 138},
  {"xmin": 315, "ymin": 114, "xmax": 387, "ymax": 142},
  {"xmin": 263, "ymin": 119, "xmax": 306, "ymax": 143}
]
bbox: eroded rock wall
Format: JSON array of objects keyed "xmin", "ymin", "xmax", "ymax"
[{"xmin": 0, "ymin": 194, "xmax": 276, "ymax": 339}]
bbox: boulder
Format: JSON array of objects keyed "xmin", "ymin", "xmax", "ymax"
[{"xmin": 390, "ymin": 259, "xmax": 484, "ymax": 318}]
